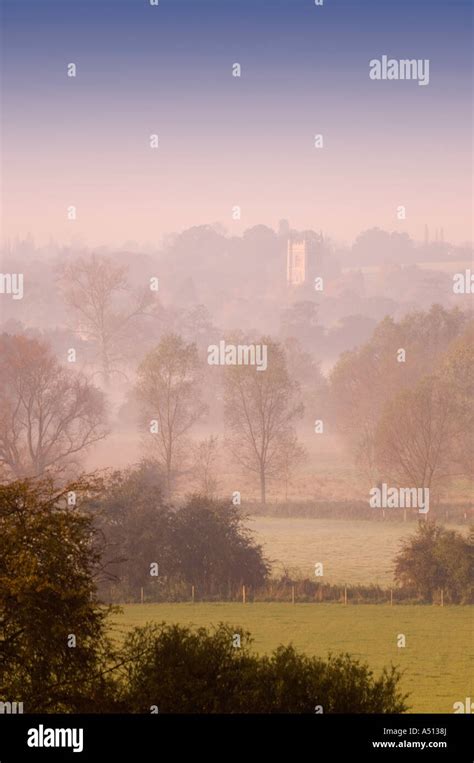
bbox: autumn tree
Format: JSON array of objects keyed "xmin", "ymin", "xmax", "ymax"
[
  {"xmin": 0, "ymin": 476, "xmax": 118, "ymax": 711},
  {"xmin": 374, "ymin": 328, "xmax": 474, "ymax": 494},
  {"xmin": 329, "ymin": 305, "xmax": 468, "ymax": 480},
  {"xmin": 0, "ymin": 334, "xmax": 107, "ymax": 479},
  {"xmin": 394, "ymin": 523, "xmax": 473, "ymax": 603},
  {"xmin": 135, "ymin": 334, "xmax": 207, "ymax": 496},
  {"xmin": 58, "ymin": 254, "xmax": 159, "ymax": 385},
  {"xmin": 224, "ymin": 338, "xmax": 303, "ymax": 504}
]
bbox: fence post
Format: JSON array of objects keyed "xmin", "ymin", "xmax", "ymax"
[
  {"xmin": 344, "ymin": 585, "xmax": 347, "ymax": 606},
  {"xmin": 390, "ymin": 588, "xmax": 393, "ymax": 606},
  {"xmin": 191, "ymin": 585, "xmax": 195, "ymax": 603},
  {"xmin": 291, "ymin": 585, "xmax": 295, "ymax": 604},
  {"xmin": 440, "ymin": 588, "xmax": 444, "ymax": 607},
  {"xmin": 140, "ymin": 587, "xmax": 144, "ymax": 604},
  {"xmin": 242, "ymin": 584, "xmax": 246, "ymax": 604}
]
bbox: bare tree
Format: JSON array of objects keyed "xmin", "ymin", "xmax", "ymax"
[
  {"xmin": 191, "ymin": 435, "xmax": 220, "ymax": 497},
  {"xmin": 278, "ymin": 432, "xmax": 307, "ymax": 502},
  {"xmin": 0, "ymin": 335, "xmax": 107, "ymax": 479},
  {"xmin": 58, "ymin": 254, "xmax": 158, "ymax": 385},
  {"xmin": 224, "ymin": 338, "xmax": 303, "ymax": 504},
  {"xmin": 374, "ymin": 375, "xmax": 471, "ymax": 494},
  {"xmin": 135, "ymin": 334, "xmax": 207, "ymax": 496}
]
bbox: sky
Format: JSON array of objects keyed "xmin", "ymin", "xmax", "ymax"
[{"xmin": 1, "ymin": 0, "xmax": 472, "ymax": 247}]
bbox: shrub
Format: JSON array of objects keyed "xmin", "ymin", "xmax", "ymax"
[{"xmin": 120, "ymin": 622, "xmax": 409, "ymax": 713}]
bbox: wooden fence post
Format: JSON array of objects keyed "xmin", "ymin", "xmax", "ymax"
[
  {"xmin": 191, "ymin": 585, "xmax": 195, "ymax": 603},
  {"xmin": 291, "ymin": 585, "xmax": 295, "ymax": 604},
  {"xmin": 140, "ymin": 587, "xmax": 144, "ymax": 604},
  {"xmin": 242, "ymin": 584, "xmax": 246, "ymax": 604},
  {"xmin": 390, "ymin": 589, "xmax": 393, "ymax": 606},
  {"xmin": 344, "ymin": 585, "xmax": 347, "ymax": 606}
]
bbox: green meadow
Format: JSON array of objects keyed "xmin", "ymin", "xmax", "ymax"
[{"xmin": 111, "ymin": 602, "xmax": 472, "ymax": 714}]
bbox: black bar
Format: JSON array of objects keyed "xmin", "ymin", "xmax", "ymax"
[{"xmin": 0, "ymin": 714, "xmax": 472, "ymax": 761}]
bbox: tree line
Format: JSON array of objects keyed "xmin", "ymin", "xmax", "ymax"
[{"xmin": 2, "ymin": 289, "xmax": 472, "ymax": 507}]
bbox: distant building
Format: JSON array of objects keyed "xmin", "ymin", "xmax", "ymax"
[
  {"xmin": 287, "ymin": 239, "xmax": 307, "ymax": 285},
  {"xmin": 286, "ymin": 234, "xmax": 324, "ymax": 287}
]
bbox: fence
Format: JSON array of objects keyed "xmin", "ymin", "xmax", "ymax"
[{"xmin": 123, "ymin": 580, "xmax": 447, "ymax": 606}]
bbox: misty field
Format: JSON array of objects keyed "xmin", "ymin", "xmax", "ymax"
[
  {"xmin": 111, "ymin": 602, "xmax": 472, "ymax": 714},
  {"xmin": 246, "ymin": 517, "xmax": 467, "ymax": 585}
]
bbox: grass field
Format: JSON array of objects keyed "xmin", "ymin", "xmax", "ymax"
[
  {"xmin": 111, "ymin": 602, "xmax": 472, "ymax": 714},
  {"xmin": 246, "ymin": 517, "xmax": 469, "ymax": 585}
]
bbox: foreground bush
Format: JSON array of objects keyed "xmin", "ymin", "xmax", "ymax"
[
  {"xmin": 119, "ymin": 623, "xmax": 409, "ymax": 714},
  {"xmin": 0, "ymin": 478, "xmax": 118, "ymax": 712}
]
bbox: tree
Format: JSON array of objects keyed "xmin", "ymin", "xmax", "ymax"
[
  {"xmin": 88, "ymin": 476, "xmax": 269, "ymax": 600},
  {"xmin": 329, "ymin": 306, "xmax": 468, "ymax": 480},
  {"xmin": 0, "ymin": 476, "xmax": 118, "ymax": 712},
  {"xmin": 440, "ymin": 324, "xmax": 474, "ymax": 479},
  {"xmin": 374, "ymin": 326, "xmax": 474, "ymax": 494},
  {"xmin": 171, "ymin": 495, "xmax": 270, "ymax": 596},
  {"xmin": 281, "ymin": 337, "xmax": 327, "ymax": 415},
  {"xmin": 280, "ymin": 301, "xmax": 324, "ymax": 352},
  {"xmin": 58, "ymin": 254, "xmax": 159, "ymax": 385},
  {"xmin": 191, "ymin": 435, "xmax": 220, "ymax": 497},
  {"xmin": 352, "ymin": 227, "xmax": 414, "ymax": 265},
  {"xmin": 0, "ymin": 334, "xmax": 107, "ymax": 479},
  {"xmin": 394, "ymin": 523, "xmax": 473, "ymax": 603},
  {"xmin": 374, "ymin": 376, "xmax": 467, "ymax": 495},
  {"xmin": 120, "ymin": 622, "xmax": 408, "ymax": 713},
  {"xmin": 87, "ymin": 462, "xmax": 179, "ymax": 601},
  {"xmin": 224, "ymin": 338, "xmax": 303, "ymax": 504},
  {"xmin": 135, "ymin": 334, "xmax": 207, "ymax": 496},
  {"xmin": 278, "ymin": 432, "xmax": 307, "ymax": 501}
]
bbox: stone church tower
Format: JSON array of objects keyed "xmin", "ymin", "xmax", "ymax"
[{"xmin": 286, "ymin": 234, "xmax": 323, "ymax": 287}]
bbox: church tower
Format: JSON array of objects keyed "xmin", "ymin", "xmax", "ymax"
[
  {"xmin": 286, "ymin": 233, "xmax": 324, "ymax": 287},
  {"xmin": 286, "ymin": 239, "xmax": 308, "ymax": 285}
]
